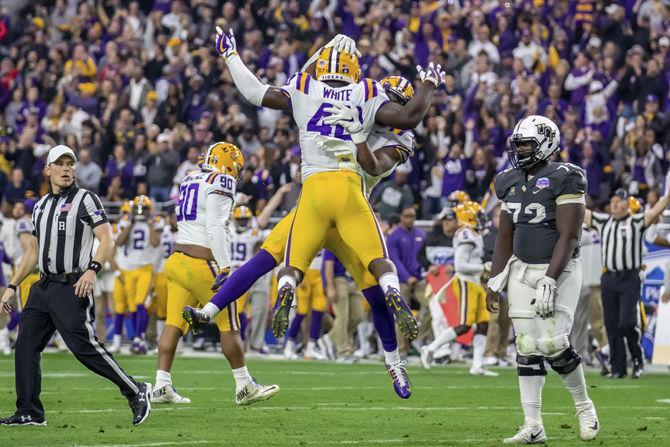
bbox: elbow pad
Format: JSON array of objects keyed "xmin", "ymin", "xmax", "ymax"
[{"xmin": 226, "ymin": 54, "xmax": 270, "ymax": 106}]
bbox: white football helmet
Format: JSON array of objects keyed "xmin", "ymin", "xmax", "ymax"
[{"xmin": 508, "ymin": 115, "xmax": 560, "ymax": 169}]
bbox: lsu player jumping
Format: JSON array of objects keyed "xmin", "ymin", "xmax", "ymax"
[
  {"xmin": 152, "ymin": 142, "xmax": 279, "ymax": 406},
  {"xmin": 115, "ymin": 196, "xmax": 161, "ymax": 354},
  {"xmin": 419, "ymin": 202, "xmax": 497, "ymax": 376},
  {"xmin": 184, "ymin": 31, "xmax": 438, "ymax": 398}
]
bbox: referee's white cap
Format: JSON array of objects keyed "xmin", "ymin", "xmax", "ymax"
[{"xmin": 47, "ymin": 145, "xmax": 77, "ymax": 164}]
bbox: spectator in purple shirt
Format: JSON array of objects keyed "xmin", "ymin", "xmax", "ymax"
[
  {"xmin": 564, "ymin": 51, "xmax": 594, "ymax": 106},
  {"xmin": 387, "ymin": 207, "xmax": 428, "ymax": 349}
]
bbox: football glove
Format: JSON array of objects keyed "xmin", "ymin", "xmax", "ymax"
[
  {"xmin": 322, "ymin": 102, "xmax": 366, "ymax": 144},
  {"xmin": 533, "ymin": 276, "xmax": 557, "ymax": 319},
  {"xmin": 211, "ymin": 267, "xmax": 231, "ymax": 291},
  {"xmin": 325, "ymin": 34, "xmax": 362, "ymax": 58},
  {"xmin": 214, "ymin": 26, "xmax": 238, "ymax": 61},
  {"xmin": 416, "ymin": 62, "xmax": 446, "ymax": 88}
]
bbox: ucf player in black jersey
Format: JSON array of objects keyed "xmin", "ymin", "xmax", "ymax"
[{"xmin": 486, "ymin": 115, "xmax": 598, "ymax": 444}]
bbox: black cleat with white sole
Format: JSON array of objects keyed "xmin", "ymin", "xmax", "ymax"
[
  {"xmin": 129, "ymin": 382, "xmax": 152, "ymax": 426},
  {"xmin": 0, "ymin": 413, "xmax": 47, "ymax": 426}
]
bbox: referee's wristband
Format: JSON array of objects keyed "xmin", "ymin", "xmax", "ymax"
[
  {"xmin": 87, "ymin": 261, "xmax": 103, "ymax": 274},
  {"xmin": 7, "ymin": 284, "xmax": 17, "ymax": 292}
]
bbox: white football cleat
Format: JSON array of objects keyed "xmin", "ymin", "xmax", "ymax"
[
  {"xmin": 419, "ymin": 346, "xmax": 433, "ymax": 370},
  {"xmin": 109, "ymin": 335, "xmax": 122, "ymax": 353},
  {"xmin": 469, "ymin": 366, "xmax": 499, "ymax": 377},
  {"xmin": 503, "ymin": 423, "xmax": 547, "ymax": 444},
  {"xmin": 235, "ymin": 381, "xmax": 279, "ymax": 405},
  {"xmin": 319, "ymin": 334, "xmax": 336, "ymax": 361},
  {"xmin": 304, "ymin": 342, "xmax": 326, "ymax": 360},
  {"xmin": 283, "ymin": 340, "xmax": 299, "ymax": 360},
  {"xmin": 575, "ymin": 400, "xmax": 599, "ymax": 441},
  {"xmin": 151, "ymin": 384, "xmax": 191, "ymax": 404}
]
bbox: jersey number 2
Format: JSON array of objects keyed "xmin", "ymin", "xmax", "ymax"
[{"xmin": 507, "ymin": 202, "xmax": 546, "ymax": 224}]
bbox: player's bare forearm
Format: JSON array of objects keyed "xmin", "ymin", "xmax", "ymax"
[
  {"xmin": 545, "ymin": 203, "xmax": 584, "ymax": 280},
  {"xmin": 583, "ymin": 208, "xmax": 593, "ymax": 228},
  {"xmin": 93, "ymin": 223, "xmax": 114, "ymax": 265},
  {"xmin": 324, "ymin": 260, "xmax": 336, "ymax": 289},
  {"xmin": 10, "ymin": 237, "xmax": 38, "ymax": 286},
  {"xmin": 489, "ymin": 211, "xmax": 514, "ymax": 278},
  {"xmin": 260, "ymin": 87, "xmax": 292, "ymax": 111},
  {"xmin": 375, "ymin": 82, "xmax": 435, "ymax": 130},
  {"xmin": 149, "ymin": 226, "xmax": 161, "ymax": 247},
  {"xmin": 355, "ymin": 141, "xmax": 384, "ymax": 176},
  {"xmin": 116, "ymin": 224, "xmax": 131, "ymax": 246}
]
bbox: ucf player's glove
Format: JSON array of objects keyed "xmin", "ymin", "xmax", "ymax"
[{"xmin": 533, "ymin": 276, "xmax": 557, "ymax": 319}]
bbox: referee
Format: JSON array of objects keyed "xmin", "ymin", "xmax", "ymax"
[
  {"xmin": 585, "ymin": 182, "xmax": 670, "ymax": 379},
  {"xmin": 0, "ymin": 145, "xmax": 151, "ymax": 426}
]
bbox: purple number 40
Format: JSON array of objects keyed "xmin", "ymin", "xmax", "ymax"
[{"xmin": 306, "ymin": 103, "xmax": 362, "ymax": 140}]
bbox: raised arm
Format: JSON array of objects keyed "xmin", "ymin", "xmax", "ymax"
[
  {"xmin": 256, "ymin": 183, "xmax": 293, "ymax": 228},
  {"xmin": 214, "ymin": 27, "xmax": 291, "ymax": 111},
  {"xmin": 374, "ymin": 63, "xmax": 445, "ymax": 130}
]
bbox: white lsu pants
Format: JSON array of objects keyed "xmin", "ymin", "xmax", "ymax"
[{"xmin": 507, "ymin": 257, "xmax": 582, "ymax": 358}]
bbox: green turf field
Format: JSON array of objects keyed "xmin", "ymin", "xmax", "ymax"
[{"xmin": 1, "ymin": 353, "xmax": 669, "ymax": 446}]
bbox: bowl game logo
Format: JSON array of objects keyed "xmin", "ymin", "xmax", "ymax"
[{"xmin": 535, "ymin": 177, "xmax": 550, "ymax": 190}]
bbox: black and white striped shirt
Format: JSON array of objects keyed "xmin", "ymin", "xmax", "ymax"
[
  {"xmin": 591, "ymin": 211, "xmax": 646, "ymax": 272},
  {"xmin": 32, "ymin": 184, "xmax": 108, "ymax": 274}
]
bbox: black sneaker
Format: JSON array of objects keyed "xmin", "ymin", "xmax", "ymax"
[
  {"xmin": 632, "ymin": 360, "xmax": 644, "ymax": 379},
  {"xmin": 0, "ymin": 413, "xmax": 47, "ymax": 426},
  {"xmin": 128, "ymin": 382, "xmax": 152, "ymax": 426}
]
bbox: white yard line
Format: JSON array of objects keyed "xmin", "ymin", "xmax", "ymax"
[{"xmin": 75, "ymin": 441, "xmax": 213, "ymax": 447}]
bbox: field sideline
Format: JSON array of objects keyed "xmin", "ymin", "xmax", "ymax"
[{"xmin": 1, "ymin": 353, "xmax": 669, "ymax": 446}]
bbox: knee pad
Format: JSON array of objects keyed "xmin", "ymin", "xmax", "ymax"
[
  {"xmin": 537, "ymin": 333, "xmax": 570, "ymax": 357},
  {"xmin": 515, "ymin": 333, "xmax": 538, "ymax": 356},
  {"xmin": 546, "ymin": 345, "xmax": 582, "ymax": 375},
  {"xmin": 516, "ymin": 354, "xmax": 547, "ymax": 376}
]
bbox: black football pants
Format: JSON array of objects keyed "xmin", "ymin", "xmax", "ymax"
[
  {"xmin": 600, "ymin": 270, "xmax": 643, "ymax": 375},
  {"xmin": 14, "ymin": 276, "xmax": 140, "ymax": 418}
]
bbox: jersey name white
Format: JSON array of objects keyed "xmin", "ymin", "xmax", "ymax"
[
  {"xmin": 175, "ymin": 170, "xmax": 236, "ymax": 249},
  {"xmin": 281, "ymin": 74, "xmax": 390, "ymax": 180},
  {"xmin": 454, "ymin": 226, "xmax": 484, "ymax": 284}
]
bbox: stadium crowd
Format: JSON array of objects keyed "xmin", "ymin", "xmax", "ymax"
[{"xmin": 0, "ymin": 0, "xmax": 669, "ymax": 371}]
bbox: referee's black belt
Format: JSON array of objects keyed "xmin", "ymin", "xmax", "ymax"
[
  {"xmin": 40, "ymin": 269, "xmax": 83, "ymax": 283},
  {"xmin": 602, "ymin": 268, "xmax": 638, "ymax": 276}
]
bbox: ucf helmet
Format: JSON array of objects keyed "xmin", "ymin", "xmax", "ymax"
[
  {"xmin": 508, "ymin": 115, "xmax": 560, "ymax": 169},
  {"xmin": 132, "ymin": 195, "xmax": 153, "ymax": 221},
  {"xmin": 315, "ymin": 47, "xmax": 360, "ymax": 84},
  {"xmin": 233, "ymin": 205, "xmax": 253, "ymax": 233},
  {"xmin": 380, "ymin": 76, "xmax": 414, "ymax": 105},
  {"xmin": 201, "ymin": 142, "xmax": 245, "ymax": 179}
]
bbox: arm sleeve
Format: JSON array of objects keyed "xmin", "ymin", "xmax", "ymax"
[
  {"xmin": 205, "ymin": 191, "xmax": 234, "ymax": 269},
  {"xmin": 79, "ymin": 192, "xmax": 109, "ymax": 228},
  {"xmin": 225, "ymin": 54, "xmax": 271, "ymax": 106},
  {"xmin": 556, "ymin": 166, "xmax": 587, "ymax": 205},
  {"xmin": 564, "ymin": 70, "xmax": 593, "ymax": 91},
  {"xmin": 454, "ymin": 242, "xmax": 483, "ymax": 276}
]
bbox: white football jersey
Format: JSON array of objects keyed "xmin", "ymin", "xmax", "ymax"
[
  {"xmin": 155, "ymin": 224, "xmax": 177, "ymax": 273},
  {"xmin": 453, "ymin": 226, "xmax": 484, "ymax": 284},
  {"xmin": 121, "ymin": 221, "xmax": 159, "ymax": 271},
  {"xmin": 11, "ymin": 216, "xmax": 32, "ymax": 263},
  {"xmin": 281, "ymin": 74, "xmax": 390, "ymax": 180},
  {"xmin": 175, "ymin": 170, "xmax": 236, "ymax": 249},
  {"xmin": 362, "ymin": 127, "xmax": 415, "ymax": 196},
  {"xmin": 230, "ymin": 226, "xmax": 269, "ymax": 270}
]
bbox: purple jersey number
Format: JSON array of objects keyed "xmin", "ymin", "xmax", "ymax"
[
  {"xmin": 176, "ymin": 183, "xmax": 199, "ymax": 221},
  {"xmin": 230, "ymin": 242, "xmax": 247, "ymax": 261},
  {"xmin": 306, "ymin": 103, "xmax": 363, "ymax": 141}
]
